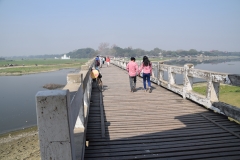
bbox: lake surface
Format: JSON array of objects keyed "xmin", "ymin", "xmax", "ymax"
[{"xmin": 0, "ymin": 69, "xmax": 78, "ymax": 134}]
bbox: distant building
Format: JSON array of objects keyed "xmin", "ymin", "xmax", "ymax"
[{"xmin": 61, "ymin": 54, "xmax": 70, "ymax": 59}]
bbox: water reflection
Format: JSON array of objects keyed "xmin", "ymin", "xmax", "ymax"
[{"xmin": 0, "ymin": 69, "xmax": 78, "ymax": 134}]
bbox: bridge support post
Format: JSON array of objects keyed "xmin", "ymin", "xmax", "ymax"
[
  {"xmin": 168, "ymin": 67, "xmax": 176, "ymax": 89},
  {"xmin": 206, "ymin": 73, "xmax": 219, "ymax": 102},
  {"xmin": 36, "ymin": 90, "xmax": 75, "ymax": 160},
  {"xmin": 158, "ymin": 62, "xmax": 164, "ymax": 86},
  {"xmin": 183, "ymin": 64, "xmax": 194, "ymax": 99},
  {"xmin": 159, "ymin": 70, "xmax": 164, "ymax": 86},
  {"xmin": 154, "ymin": 62, "xmax": 160, "ymax": 85}
]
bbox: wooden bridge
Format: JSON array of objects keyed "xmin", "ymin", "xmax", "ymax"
[
  {"xmin": 36, "ymin": 58, "xmax": 240, "ymax": 160},
  {"xmin": 84, "ymin": 64, "xmax": 240, "ymax": 159}
]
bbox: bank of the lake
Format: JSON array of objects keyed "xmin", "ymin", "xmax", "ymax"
[
  {"xmin": 0, "ymin": 58, "xmax": 88, "ymax": 76},
  {"xmin": 0, "ymin": 126, "xmax": 40, "ymax": 160}
]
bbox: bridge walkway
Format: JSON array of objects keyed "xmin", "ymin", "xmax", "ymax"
[{"xmin": 84, "ymin": 64, "xmax": 240, "ymax": 159}]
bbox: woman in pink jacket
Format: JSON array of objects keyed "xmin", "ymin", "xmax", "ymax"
[
  {"xmin": 139, "ymin": 56, "xmax": 152, "ymax": 93},
  {"xmin": 126, "ymin": 57, "xmax": 138, "ymax": 92}
]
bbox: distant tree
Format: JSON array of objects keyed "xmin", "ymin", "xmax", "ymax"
[
  {"xmin": 188, "ymin": 49, "xmax": 198, "ymax": 55},
  {"xmin": 65, "ymin": 48, "xmax": 96, "ymax": 58},
  {"xmin": 153, "ymin": 48, "xmax": 162, "ymax": 54},
  {"xmin": 112, "ymin": 46, "xmax": 124, "ymax": 57},
  {"xmin": 98, "ymin": 42, "xmax": 110, "ymax": 56},
  {"xmin": 134, "ymin": 48, "xmax": 145, "ymax": 57}
]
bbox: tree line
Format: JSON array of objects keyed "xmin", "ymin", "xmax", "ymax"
[
  {"xmin": 3, "ymin": 44, "xmax": 240, "ymax": 59},
  {"xmin": 66, "ymin": 45, "xmax": 240, "ymax": 58}
]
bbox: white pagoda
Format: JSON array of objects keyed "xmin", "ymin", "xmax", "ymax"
[{"xmin": 61, "ymin": 54, "xmax": 70, "ymax": 59}]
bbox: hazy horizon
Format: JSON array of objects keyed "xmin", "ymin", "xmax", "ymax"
[{"xmin": 1, "ymin": 0, "xmax": 240, "ymax": 57}]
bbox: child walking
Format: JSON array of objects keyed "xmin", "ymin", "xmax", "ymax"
[
  {"xmin": 139, "ymin": 56, "xmax": 152, "ymax": 93},
  {"xmin": 106, "ymin": 56, "xmax": 110, "ymax": 67},
  {"xmin": 127, "ymin": 57, "xmax": 138, "ymax": 92}
]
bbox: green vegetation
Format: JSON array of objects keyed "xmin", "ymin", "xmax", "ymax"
[
  {"xmin": 94, "ymin": 43, "xmax": 240, "ymax": 58},
  {"xmin": 67, "ymin": 48, "xmax": 96, "ymax": 58},
  {"xmin": 193, "ymin": 83, "xmax": 240, "ymax": 108},
  {"xmin": 3, "ymin": 46, "xmax": 240, "ymax": 61},
  {"xmin": 0, "ymin": 59, "xmax": 87, "ymax": 66},
  {"xmin": 127, "ymin": 57, "xmax": 169, "ymax": 62},
  {"xmin": 0, "ymin": 59, "xmax": 88, "ymax": 75}
]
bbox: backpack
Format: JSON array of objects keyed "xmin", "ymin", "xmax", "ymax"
[
  {"xmin": 98, "ymin": 73, "xmax": 102, "ymax": 78},
  {"xmin": 95, "ymin": 60, "xmax": 100, "ymax": 66}
]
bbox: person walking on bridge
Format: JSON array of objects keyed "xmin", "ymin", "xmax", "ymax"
[
  {"xmin": 106, "ymin": 56, "xmax": 110, "ymax": 67},
  {"xmin": 95, "ymin": 56, "xmax": 100, "ymax": 70},
  {"xmin": 127, "ymin": 57, "xmax": 138, "ymax": 92},
  {"xmin": 139, "ymin": 56, "xmax": 152, "ymax": 93}
]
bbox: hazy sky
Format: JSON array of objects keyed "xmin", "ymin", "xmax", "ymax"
[{"xmin": 1, "ymin": 0, "xmax": 240, "ymax": 57}]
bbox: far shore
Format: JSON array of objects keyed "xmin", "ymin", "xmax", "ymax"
[
  {"xmin": 0, "ymin": 68, "xmax": 60, "ymax": 76},
  {"xmin": 0, "ymin": 67, "xmax": 79, "ymax": 76},
  {"xmin": 0, "ymin": 58, "xmax": 87, "ymax": 76}
]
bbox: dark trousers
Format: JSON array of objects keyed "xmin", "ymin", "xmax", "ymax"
[
  {"xmin": 129, "ymin": 76, "xmax": 136, "ymax": 90},
  {"xmin": 142, "ymin": 73, "xmax": 151, "ymax": 89}
]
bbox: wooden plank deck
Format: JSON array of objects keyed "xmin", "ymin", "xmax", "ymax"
[{"xmin": 85, "ymin": 64, "xmax": 240, "ymax": 160}]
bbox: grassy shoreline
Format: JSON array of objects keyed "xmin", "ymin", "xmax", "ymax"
[{"xmin": 0, "ymin": 59, "xmax": 88, "ymax": 76}]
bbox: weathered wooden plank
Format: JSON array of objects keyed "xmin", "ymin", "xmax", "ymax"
[
  {"xmin": 86, "ymin": 136, "xmax": 237, "ymax": 151},
  {"xmin": 85, "ymin": 144, "xmax": 240, "ymax": 158},
  {"xmin": 86, "ymin": 132, "xmax": 233, "ymax": 146},
  {"xmin": 99, "ymin": 91, "xmax": 105, "ymax": 138},
  {"xmin": 85, "ymin": 139, "xmax": 240, "ymax": 155},
  {"xmin": 86, "ymin": 128, "xmax": 227, "ymax": 140},
  {"xmin": 201, "ymin": 113, "xmax": 240, "ymax": 138}
]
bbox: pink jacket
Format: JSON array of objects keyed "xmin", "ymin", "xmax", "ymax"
[
  {"xmin": 126, "ymin": 61, "xmax": 138, "ymax": 77},
  {"xmin": 139, "ymin": 63, "xmax": 152, "ymax": 74},
  {"xmin": 106, "ymin": 57, "xmax": 110, "ymax": 62}
]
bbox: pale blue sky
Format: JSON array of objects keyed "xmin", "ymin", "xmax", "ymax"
[{"xmin": 0, "ymin": 0, "xmax": 240, "ymax": 57}]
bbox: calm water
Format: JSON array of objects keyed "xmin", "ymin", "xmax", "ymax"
[{"xmin": 0, "ymin": 69, "xmax": 78, "ymax": 134}]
